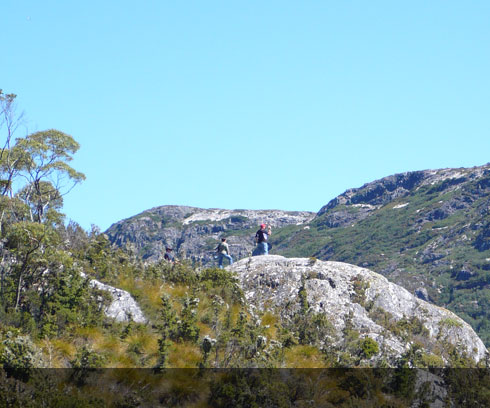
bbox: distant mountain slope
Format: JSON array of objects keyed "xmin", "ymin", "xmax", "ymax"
[
  {"xmin": 273, "ymin": 163, "xmax": 490, "ymax": 345},
  {"xmin": 106, "ymin": 206, "xmax": 315, "ymax": 264}
]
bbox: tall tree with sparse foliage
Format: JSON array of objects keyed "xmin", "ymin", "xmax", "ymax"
[{"xmin": 15, "ymin": 129, "xmax": 85, "ymax": 224}]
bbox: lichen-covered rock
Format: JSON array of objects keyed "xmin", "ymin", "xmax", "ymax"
[
  {"xmin": 230, "ymin": 255, "xmax": 488, "ymax": 365},
  {"xmin": 82, "ymin": 273, "xmax": 146, "ymax": 323}
]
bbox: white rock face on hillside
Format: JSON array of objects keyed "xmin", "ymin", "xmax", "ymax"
[
  {"xmin": 182, "ymin": 208, "xmax": 315, "ymax": 226},
  {"xmin": 81, "ymin": 273, "xmax": 146, "ymax": 323},
  {"xmin": 230, "ymin": 255, "xmax": 488, "ymax": 364}
]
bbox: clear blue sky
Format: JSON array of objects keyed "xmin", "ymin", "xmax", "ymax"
[{"xmin": 2, "ymin": 1, "xmax": 490, "ymax": 231}]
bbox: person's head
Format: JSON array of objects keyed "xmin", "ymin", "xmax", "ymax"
[
  {"xmin": 166, "ymin": 247, "xmax": 173, "ymax": 252},
  {"xmin": 260, "ymin": 224, "xmax": 266, "ymax": 229},
  {"xmin": 221, "ymin": 238, "xmax": 226, "ymax": 242}
]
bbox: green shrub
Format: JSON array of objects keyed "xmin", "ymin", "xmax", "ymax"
[
  {"xmin": 176, "ymin": 296, "xmax": 200, "ymax": 343},
  {"xmin": 439, "ymin": 317, "xmax": 463, "ymax": 328},
  {"xmin": 419, "ymin": 353, "xmax": 444, "ymax": 367},
  {"xmin": 359, "ymin": 337, "xmax": 379, "ymax": 359},
  {"xmin": 160, "ymin": 261, "xmax": 199, "ymax": 285},
  {"xmin": 350, "ymin": 276, "xmax": 369, "ymax": 306},
  {"xmin": 199, "ymin": 268, "xmax": 243, "ymax": 303},
  {"xmin": 70, "ymin": 345, "xmax": 104, "ymax": 369},
  {"xmin": 0, "ymin": 330, "xmax": 44, "ymax": 380}
]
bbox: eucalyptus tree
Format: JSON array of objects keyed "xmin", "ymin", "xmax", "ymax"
[
  {"xmin": 15, "ymin": 129, "xmax": 85, "ymax": 224},
  {"xmin": 2, "ymin": 90, "xmax": 85, "ymax": 225}
]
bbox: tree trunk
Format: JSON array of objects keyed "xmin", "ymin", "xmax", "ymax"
[
  {"xmin": 14, "ymin": 272, "xmax": 23, "ymax": 311},
  {"xmin": 0, "ymin": 253, "xmax": 5, "ymax": 301},
  {"xmin": 14, "ymin": 253, "xmax": 32, "ymax": 311}
]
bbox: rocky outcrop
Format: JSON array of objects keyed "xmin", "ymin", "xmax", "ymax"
[
  {"xmin": 106, "ymin": 206, "xmax": 315, "ymax": 265},
  {"xmin": 81, "ymin": 273, "xmax": 146, "ymax": 323},
  {"xmin": 230, "ymin": 255, "xmax": 488, "ymax": 365}
]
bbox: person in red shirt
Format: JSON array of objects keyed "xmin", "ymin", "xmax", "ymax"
[{"xmin": 254, "ymin": 224, "xmax": 272, "ymax": 255}]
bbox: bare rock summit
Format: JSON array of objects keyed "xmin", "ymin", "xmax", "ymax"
[{"xmin": 230, "ymin": 255, "xmax": 488, "ymax": 365}]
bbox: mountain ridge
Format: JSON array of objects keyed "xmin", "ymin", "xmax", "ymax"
[{"xmin": 106, "ymin": 205, "xmax": 315, "ymax": 264}]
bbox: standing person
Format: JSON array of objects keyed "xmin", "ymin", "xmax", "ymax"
[
  {"xmin": 254, "ymin": 224, "xmax": 272, "ymax": 255},
  {"xmin": 216, "ymin": 238, "xmax": 233, "ymax": 269},
  {"xmin": 164, "ymin": 247, "xmax": 176, "ymax": 263}
]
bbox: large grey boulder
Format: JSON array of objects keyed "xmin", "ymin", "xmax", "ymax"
[
  {"xmin": 230, "ymin": 255, "xmax": 488, "ymax": 365},
  {"xmin": 81, "ymin": 273, "xmax": 146, "ymax": 323}
]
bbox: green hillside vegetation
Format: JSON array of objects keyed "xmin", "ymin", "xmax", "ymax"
[
  {"xmin": 5, "ymin": 230, "xmax": 465, "ymax": 371},
  {"xmin": 1, "ymin": 238, "xmax": 488, "ymax": 406},
  {"xmin": 273, "ymin": 172, "xmax": 490, "ymax": 346}
]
